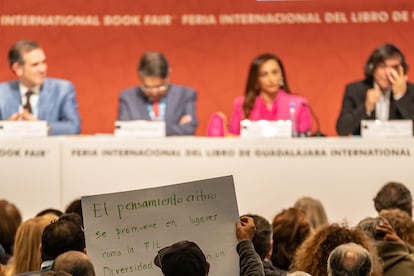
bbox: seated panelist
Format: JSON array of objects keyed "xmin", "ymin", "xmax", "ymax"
[
  {"xmin": 229, "ymin": 53, "xmax": 312, "ymax": 135},
  {"xmin": 336, "ymin": 43, "xmax": 414, "ymax": 136},
  {"xmin": 0, "ymin": 40, "xmax": 81, "ymax": 135},
  {"xmin": 117, "ymin": 52, "xmax": 198, "ymax": 136}
]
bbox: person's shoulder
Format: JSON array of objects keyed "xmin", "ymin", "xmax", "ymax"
[
  {"xmin": 169, "ymin": 84, "xmax": 196, "ymax": 94},
  {"xmin": 44, "ymin": 77, "xmax": 73, "ymax": 87},
  {"xmin": 233, "ymin": 96, "xmax": 244, "ymax": 106},
  {"xmin": 345, "ymin": 79, "xmax": 368, "ymax": 90},
  {"xmin": 0, "ymin": 80, "xmax": 18, "ymax": 90},
  {"xmin": 280, "ymin": 90, "xmax": 308, "ymax": 106},
  {"xmin": 406, "ymin": 81, "xmax": 414, "ymax": 91},
  {"xmin": 120, "ymin": 86, "xmax": 138, "ymax": 94},
  {"xmin": 43, "ymin": 78, "xmax": 76, "ymax": 94}
]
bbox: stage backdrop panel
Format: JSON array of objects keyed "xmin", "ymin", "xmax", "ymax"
[
  {"xmin": 0, "ymin": 137, "xmax": 61, "ymax": 219},
  {"xmin": 1, "ymin": 0, "xmax": 414, "ymax": 136},
  {"xmin": 62, "ymin": 136, "xmax": 414, "ymax": 226}
]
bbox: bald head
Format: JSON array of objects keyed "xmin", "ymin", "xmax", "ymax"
[
  {"xmin": 327, "ymin": 243, "xmax": 373, "ymax": 276},
  {"xmin": 53, "ymin": 251, "xmax": 95, "ymax": 276}
]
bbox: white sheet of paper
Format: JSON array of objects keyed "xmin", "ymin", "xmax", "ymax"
[
  {"xmin": 81, "ymin": 175, "xmax": 240, "ymax": 276},
  {"xmin": 0, "ymin": 121, "xmax": 48, "ymax": 137},
  {"xmin": 361, "ymin": 120, "xmax": 413, "ymax": 137},
  {"xmin": 240, "ymin": 119, "xmax": 292, "ymax": 138},
  {"xmin": 114, "ymin": 120, "xmax": 166, "ymax": 137}
]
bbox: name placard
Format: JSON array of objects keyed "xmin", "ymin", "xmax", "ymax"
[
  {"xmin": 240, "ymin": 119, "xmax": 292, "ymax": 138},
  {"xmin": 361, "ymin": 120, "xmax": 413, "ymax": 137},
  {"xmin": 114, "ymin": 120, "xmax": 166, "ymax": 137},
  {"xmin": 81, "ymin": 176, "xmax": 240, "ymax": 276},
  {"xmin": 0, "ymin": 121, "xmax": 48, "ymax": 137}
]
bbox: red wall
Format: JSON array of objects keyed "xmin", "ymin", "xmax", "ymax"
[{"xmin": 1, "ymin": 0, "xmax": 413, "ymax": 136}]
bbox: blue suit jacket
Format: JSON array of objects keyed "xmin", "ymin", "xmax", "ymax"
[
  {"xmin": 0, "ymin": 78, "xmax": 81, "ymax": 135},
  {"xmin": 117, "ymin": 84, "xmax": 198, "ymax": 135}
]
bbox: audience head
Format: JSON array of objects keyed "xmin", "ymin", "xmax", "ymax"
[
  {"xmin": 242, "ymin": 214, "xmax": 272, "ymax": 260},
  {"xmin": 271, "ymin": 207, "xmax": 312, "ymax": 270},
  {"xmin": 379, "ymin": 209, "xmax": 414, "ymax": 246},
  {"xmin": 8, "ymin": 40, "xmax": 47, "ymax": 88},
  {"xmin": 53, "ymin": 250, "xmax": 95, "ymax": 276},
  {"xmin": 373, "ymin": 182, "xmax": 412, "ymax": 217},
  {"xmin": 243, "ymin": 53, "xmax": 290, "ymax": 118},
  {"xmin": 327, "ymin": 242, "xmax": 373, "ymax": 276},
  {"xmin": 357, "ymin": 217, "xmax": 386, "ymax": 241},
  {"xmin": 137, "ymin": 51, "xmax": 169, "ymax": 102},
  {"xmin": 154, "ymin": 240, "xmax": 209, "ymax": 276},
  {"xmin": 0, "ymin": 199, "xmax": 22, "ymax": 260},
  {"xmin": 40, "ymin": 270, "xmax": 72, "ymax": 276},
  {"xmin": 12, "ymin": 214, "xmax": 58, "ymax": 274},
  {"xmin": 364, "ymin": 43, "xmax": 408, "ymax": 90},
  {"xmin": 65, "ymin": 198, "xmax": 83, "ymax": 226},
  {"xmin": 294, "ymin": 196, "xmax": 329, "ymax": 230},
  {"xmin": 41, "ymin": 213, "xmax": 85, "ymax": 261},
  {"xmin": 291, "ymin": 223, "xmax": 381, "ymax": 276},
  {"xmin": 36, "ymin": 208, "xmax": 63, "ymax": 218}
]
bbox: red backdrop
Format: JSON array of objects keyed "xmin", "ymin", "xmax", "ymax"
[{"xmin": 1, "ymin": 0, "xmax": 414, "ymax": 136}]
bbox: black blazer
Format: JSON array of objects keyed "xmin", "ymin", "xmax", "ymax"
[{"xmin": 336, "ymin": 80, "xmax": 414, "ymax": 135}]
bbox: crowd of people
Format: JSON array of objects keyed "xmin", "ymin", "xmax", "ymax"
[
  {"xmin": 1, "ymin": 40, "xmax": 413, "ymax": 136},
  {"xmin": 1, "ymin": 181, "xmax": 414, "ymax": 275}
]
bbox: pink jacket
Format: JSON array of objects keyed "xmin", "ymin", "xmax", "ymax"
[{"xmin": 229, "ymin": 90, "xmax": 312, "ymax": 135}]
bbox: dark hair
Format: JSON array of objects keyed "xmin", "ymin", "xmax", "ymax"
[
  {"xmin": 271, "ymin": 208, "xmax": 311, "ymax": 270},
  {"xmin": 41, "ymin": 270, "xmax": 72, "ymax": 276},
  {"xmin": 327, "ymin": 243, "xmax": 373, "ymax": 276},
  {"xmin": 373, "ymin": 182, "xmax": 412, "ymax": 217},
  {"xmin": 41, "ymin": 213, "xmax": 85, "ymax": 261},
  {"xmin": 243, "ymin": 53, "xmax": 291, "ymax": 119},
  {"xmin": 364, "ymin": 43, "xmax": 408, "ymax": 81},
  {"xmin": 244, "ymin": 214, "xmax": 271, "ymax": 260},
  {"xmin": 65, "ymin": 198, "xmax": 83, "ymax": 226},
  {"xmin": 0, "ymin": 199, "xmax": 22, "ymax": 256},
  {"xmin": 154, "ymin": 240, "xmax": 208, "ymax": 276},
  {"xmin": 8, "ymin": 40, "xmax": 41, "ymax": 68},
  {"xmin": 36, "ymin": 208, "xmax": 63, "ymax": 218},
  {"xmin": 137, "ymin": 51, "xmax": 169, "ymax": 79}
]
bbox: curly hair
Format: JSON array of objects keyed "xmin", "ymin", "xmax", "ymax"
[
  {"xmin": 271, "ymin": 208, "xmax": 311, "ymax": 270},
  {"xmin": 379, "ymin": 209, "xmax": 414, "ymax": 246},
  {"xmin": 290, "ymin": 224, "xmax": 382, "ymax": 276}
]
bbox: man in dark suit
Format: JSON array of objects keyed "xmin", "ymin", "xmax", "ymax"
[
  {"xmin": 117, "ymin": 51, "xmax": 198, "ymax": 136},
  {"xmin": 336, "ymin": 43, "xmax": 414, "ymax": 136},
  {"xmin": 0, "ymin": 40, "xmax": 81, "ymax": 135}
]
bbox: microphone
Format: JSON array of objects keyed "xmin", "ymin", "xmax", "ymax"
[{"xmin": 303, "ymin": 102, "xmax": 326, "ymax": 137}]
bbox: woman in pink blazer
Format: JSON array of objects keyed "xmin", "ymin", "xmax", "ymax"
[{"xmin": 229, "ymin": 53, "xmax": 312, "ymax": 135}]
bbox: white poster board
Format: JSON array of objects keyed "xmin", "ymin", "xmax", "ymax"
[{"xmin": 81, "ymin": 176, "xmax": 240, "ymax": 276}]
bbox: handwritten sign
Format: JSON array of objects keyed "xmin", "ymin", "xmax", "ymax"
[{"xmin": 81, "ymin": 175, "xmax": 240, "ymax": 276}]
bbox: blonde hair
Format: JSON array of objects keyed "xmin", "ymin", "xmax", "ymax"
[
  {"xmin": 10, "ymin": 214, "xmax": 57, "ymax": 274},
  {"xmin": 294, "ymin": 196, "xmax": 329, "ymax": 230}
]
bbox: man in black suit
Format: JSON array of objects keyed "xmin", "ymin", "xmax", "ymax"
[{"xmin": 336, "ymin": 43, "xmax": 414, "ymax": 136}]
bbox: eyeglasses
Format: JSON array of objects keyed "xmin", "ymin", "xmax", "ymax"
[{"xmin": 140, "ymin": 85, "xmax": 168, "ymax": 93}]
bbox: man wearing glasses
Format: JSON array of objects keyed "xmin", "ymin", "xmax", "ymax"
[{"xmin": 117, "ymin": 51, "xmax": 198, "ymax": 135}]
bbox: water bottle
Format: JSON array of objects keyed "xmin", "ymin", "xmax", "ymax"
[{"xmin": 289, "ymin": 102, "xmax": 298, "ymax": 137}]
